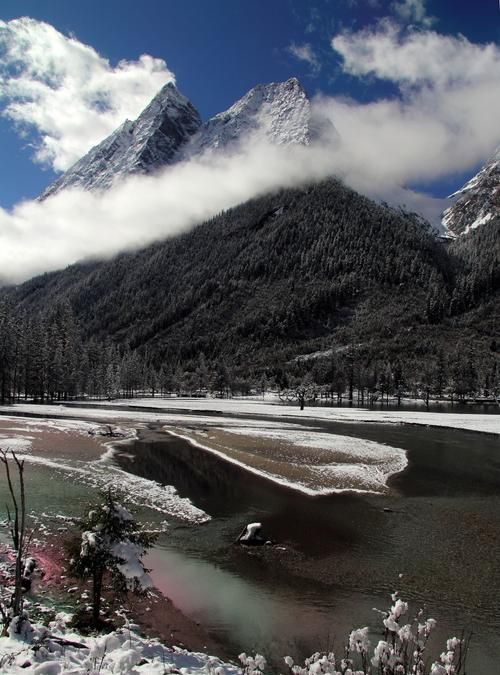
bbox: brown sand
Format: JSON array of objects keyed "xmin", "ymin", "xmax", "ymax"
[{"xmin": 0, "ymin": 417, "xmax": 110, "ymax": 461}]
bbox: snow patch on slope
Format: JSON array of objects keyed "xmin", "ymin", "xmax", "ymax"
[{"xmin": 463, "ymin": 210, "xmax": 493, "ymax": 235}]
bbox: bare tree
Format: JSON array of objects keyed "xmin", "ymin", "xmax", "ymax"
[
  {"xmin": 279, "ymin": 376, "xmax": 319, "ymax": 411},
  {"xmin": 0, "ymin": 449, "xmax": 27, "ymax": 625}
]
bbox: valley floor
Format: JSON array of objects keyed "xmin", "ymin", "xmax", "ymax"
[
  {"xmin": 0, "ymin": 400, "xmax": 499, "ymax": 673},
  {"xmin": 0, "ymin": 398, "xmax": 498, "ymax": 498}
]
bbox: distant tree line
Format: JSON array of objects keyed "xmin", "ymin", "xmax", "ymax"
[
  {"xmin": 0, "ymin": 296, "xmax": 498, "ymax": 407},
  {"xmin": 278, "ymin": 343, "xmax": 499, "ymax": 408},
  {"xmin": 0, "ymin": 298, "xmax": 257, "ymax": 403}
]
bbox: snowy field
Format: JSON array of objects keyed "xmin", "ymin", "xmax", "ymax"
[
  {"xmin": 63, "ymin": 397, "xmax": 500, "ymax": 434},
  {"xmin": 1, "ymin": 399, "xmax": 499, "ymax": 435}
]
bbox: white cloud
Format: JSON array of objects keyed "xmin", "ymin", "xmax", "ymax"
[
  {"xmin": 0, "ymin": 17, "xmax": 174, "ymax": 171},
  {"xmin": 287, "ymin": 42, "xmax": 321, "ymax": 74},
  {"xmin": 392, "ymin": 0, "xmax": 436, "ymax": 27},
  {"xmin": 0, "ymin": 127, "xmax": 452, "ymax": 285},
  {"xmin": 0, "ymin": 139, "xmax": 342, "ymax": 284},
  {"xmin": 332, "ymin": 20, "xmax": 500, "ymax": 88},
  {"xmin": 326, "ymin": 22, "xmax": 500, "ymax": 184}
]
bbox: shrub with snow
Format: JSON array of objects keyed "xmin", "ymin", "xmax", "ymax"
[{"xmin": 282, "ymin": 591, "xmax": 470, "ymax": 675}]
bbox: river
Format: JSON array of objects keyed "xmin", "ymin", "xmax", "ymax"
[{"xmin": 112, "ymin": 418, "xmax": 500, "ymax": 672}]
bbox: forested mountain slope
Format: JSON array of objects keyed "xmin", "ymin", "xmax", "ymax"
[{"xmin": 9, "ymin": 179, "xmax": 499, "ymax": 378}]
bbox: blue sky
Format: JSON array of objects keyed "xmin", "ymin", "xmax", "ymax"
[{"xmin": 0, "ymin": 0, "xmax": 499, "ymax": 208}]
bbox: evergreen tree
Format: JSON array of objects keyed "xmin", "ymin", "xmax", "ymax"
[{"xmin": 68, "ymin": 492, "xmax": 156, "ymax": 628}]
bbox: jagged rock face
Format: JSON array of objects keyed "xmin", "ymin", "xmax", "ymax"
[
  {"xmin": 183, "ymin": 77, "xmax": 332, "ymax": 157},
  {"xmin": 40, "ymin": 82, "xmax": 202, "ymax": 199},
  {"xmin": 442, "ymin": 147, "xmax": 500, "ymax": 237}
]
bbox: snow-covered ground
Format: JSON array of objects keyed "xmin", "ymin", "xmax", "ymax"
[
  {"xmin": 1, "ymin": 399, "xmax": 499, "ymax": 434},
  {"xmin": 169, "ymin": 425, "xmax": 407, "ymax": 495},
  {"xmin": 0, "ymin": 407, "xmax": 411, "ymax": 495},
  {"xmin": 59, "ymin": 397, "xmax": 500, "ymax": 435},
  {"xmin": 0, "ymin": 399, "xmax": 498, "ymax": 499},
  {"xmin": 0, "ymin": 595, "xmax": 463, "ymax": 675},
  {"xmin": 0, "ymin": 612, "xmax": 238, "ymax": 674}
]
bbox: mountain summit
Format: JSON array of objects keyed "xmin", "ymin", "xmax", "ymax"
[
  {"xmin": 442, "ymin": 146, "xmax": 500, "ymax": 237},
  {"xmin": 40, "ymin": 82, "xmax": 202, "ymax": 199},
  {"xmin": 40, "ymin": 78, "xmax": 332, "ymax": 199},
  {"xmin": 182, "ymin": 77, "xmax": 331, "ymax": 157}
]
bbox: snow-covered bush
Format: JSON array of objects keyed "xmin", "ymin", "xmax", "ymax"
[
  {"xmin": 7, "ymin": 611, "xmax": 33, "ymax": 641},
  {"xmin": 0, "ymin": 610, "xmax": 237, "ymax": 674},
  {"xmin": 239, "ymin": 652, "xmax": 267, "ymax": 675},
  {"xmin": 282, "ymin": 591, "xmax": 470, "ymax": 675},
  {"xmin": 67, "ymin": 491, "xmax": 156, "ymax": 628}
]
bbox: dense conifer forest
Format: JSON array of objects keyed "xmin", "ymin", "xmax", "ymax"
[{"xmin": 0, "ymin": 179, "xmax": 498, "ymax": 404}]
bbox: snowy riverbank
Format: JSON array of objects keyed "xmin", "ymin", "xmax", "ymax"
[
  {"xmin": 90, "ymin": 396, "xmax": 500, "ymax": 435},
  {"xmin": 0, "ymin": 407, "xmax": 411, "ymax": 495},
  {"xmin": 165, "ymin": 426, "xmax": 408, "ymax": 495},
  {"xmin": 1, "ymin": 399, "xmax": 498, "ymax": 497},
  {"xmin": 0, "ymin": 612, "xmax": 238, "ymax": 674},
  {"xmin": 1, "ymin": 398, "xmax": 498, "ymax": 435},
  {"xmin": 0, "ymin": 404, "xmax": 498, "ymax": 672}
]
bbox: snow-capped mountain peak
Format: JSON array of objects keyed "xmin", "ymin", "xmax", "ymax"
[
  {"xmin": 40, "ymin": 77, "xmax": 334, "ymax": 200},
  {"xmin": 183, "ymin": 77, "xmax": 330, "ymax": 157},
  {"xmin": 442, "ymin": 146, "xmax": 500, "ymax": 236},
  {"xmin": 40, "ymin": 82, "xmax": 202, "ymax": 199}
]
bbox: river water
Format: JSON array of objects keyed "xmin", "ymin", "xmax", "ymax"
[{"xmin": 113, "ymin": 419, "xmax": 500, "ymax": 672}]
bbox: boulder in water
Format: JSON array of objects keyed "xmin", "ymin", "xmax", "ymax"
[{"xmin": 237, "ymin": 522, "xmax": 266, "ymax": 546}]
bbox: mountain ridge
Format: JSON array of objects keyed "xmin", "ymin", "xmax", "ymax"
[
  {"xmin": 40, "ymin": 82, "xmax": 202, "ymax": 198},
  {"xmin": 181, "ymin": 77, "xmax": 333, "ymax": 158}
]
